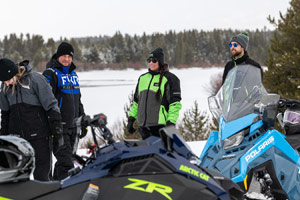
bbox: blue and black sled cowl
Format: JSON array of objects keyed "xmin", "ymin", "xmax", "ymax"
[{"xmin": 0, "ymin": 117, "xmax": 243, "ymax": 200}]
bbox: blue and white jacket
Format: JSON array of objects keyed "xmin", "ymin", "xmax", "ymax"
[{"xmin": 43, "ymin": 54, "xmax": 85, "ymax": 129}]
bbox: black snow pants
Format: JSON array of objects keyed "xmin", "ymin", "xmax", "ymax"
[
  {"xmin": 53, "ymin": 128, "xmax": 77, "ymax": 180},
  {"xmin": 138, "ymin": 125, "xmax": 165, "ymax": 139},
  {"xmin": 30, "ymin": 137, "xmax": 52, "ymax": 181}
]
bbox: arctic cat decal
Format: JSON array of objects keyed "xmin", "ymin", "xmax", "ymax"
[
  {"xmin": 124, "ymin": 178, "xmax": 173, "ymax": 200},
  {"xmin": 179, "ymin": 165, "xmax": 210, "ymax": 181}
]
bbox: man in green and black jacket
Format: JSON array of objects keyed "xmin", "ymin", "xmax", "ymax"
[{"xmin": 127, "ymin": 47, "xmax": 182, "ymax": 139}]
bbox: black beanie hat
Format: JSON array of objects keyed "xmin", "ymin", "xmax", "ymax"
[
  {"xmin": 230, "ymin": 32, "xmax": 249, "ymax": 50},
  {"xmin": 148, "ymin": 47, "xmax": 164, "ymax": 64},
  {"xmin": 56, "ymin": 42, "xmax": 74, "ymax": 58},
  {"xmin": 0, "ymin": 58, "xmax": 18, "ymax": 81}
]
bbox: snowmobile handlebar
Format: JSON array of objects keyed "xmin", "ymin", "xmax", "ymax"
[
  {"xmin": 88, "ymin": 113, "xmax": 115, "ymax": 145},
  {"xmin": 278, "ymin": 98, "xmax": 300, "ymax": 109},
  {"xmin": 74, "ymin": 113, "xmax": 115, "ymax": 145},
  {"xmin": 87, "ymin": 113, "xmax": 108, "ymax": 127}
]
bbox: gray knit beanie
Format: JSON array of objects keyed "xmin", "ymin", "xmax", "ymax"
[{"xmin": 230, "ymin": 32, "xmax": 249, "ymax": 50}]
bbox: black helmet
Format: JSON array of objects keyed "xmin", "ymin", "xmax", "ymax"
[
  {"xmin": 0, "ymin": 136, "xmax": 35, "ymax": 183},
  {"xmin": 283, "ymin": 108, "xmax": 300, "ymax": 135}
]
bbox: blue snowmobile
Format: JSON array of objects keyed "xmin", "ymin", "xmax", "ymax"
[
  {"xmin": 200, "ymin": 64, "xmax": 300, "ymax": 199},
  {"xmin": 0, "ymin": 113, "xmax": 243, "ymax": 199}
]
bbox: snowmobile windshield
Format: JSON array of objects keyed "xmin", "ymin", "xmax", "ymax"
[{"xmin": 209, "ymin": 65, "xmax": 279, "ymax": 123}]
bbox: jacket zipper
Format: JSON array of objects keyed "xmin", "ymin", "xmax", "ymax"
[
  {"xmin": 68, "ymin": 73, "xmax": 76, "ymax": 124},
  {"xmin": 162, "ymin": 107, "xmax": 167, "ymax": 122},
  {"xmin": 16, "ymin": 86, "xmax": 25, "ymax": 138},
  {"xmin": 143, "ymin": 74, "xmax": 154, "ymax": 126}
]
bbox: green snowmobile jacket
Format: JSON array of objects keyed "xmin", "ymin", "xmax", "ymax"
[{"xmin": 129, "ymin": 69, "xmax": 182, "ymax": 127}]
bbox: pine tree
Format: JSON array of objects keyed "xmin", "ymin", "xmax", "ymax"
[
  {"xmin": 84, "ymin": 45, "xmax": 100, "ymax": 63},
  {"xmin": 178, "ymin": 101, "xmax": 214, "ymax": 141},
  {"xmin": 70, "ymin": 38, "xmax": 83, "ymax": 61},
  {"xmin": 264, "ymin": 0, "xmax": 300, "ymax": 99},
  {"xmin": 123, "ymin": 91, "xmax": 141, "ymax": 139}
]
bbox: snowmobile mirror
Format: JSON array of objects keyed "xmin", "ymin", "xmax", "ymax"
[
  {"xmin": 208, "ymin": 95, "xmax": 222, "ymax": 124},
  {"xmin": 277, "ymin": 113, "xmax": 284, "ymax": 128}
]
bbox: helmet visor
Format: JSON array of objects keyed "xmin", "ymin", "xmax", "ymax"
[{"xmin": 283, "ymin": 110, "xmax": 300, "ymax": 124}]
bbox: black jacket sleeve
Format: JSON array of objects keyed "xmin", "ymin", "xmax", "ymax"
[
  {"xmin": 79, "ymin": 92, "xmax": 85, "ymax": 116},
  {"xmin": 222, "ymin": 62, "xmax": 234, "ymax": 85},
  {"xmin": 165, "ymin": 72, "xmax": 181, "ymax": 104},
  {"xmin": 133, "ymin": 79, "xmax": 140, "ymax": 104},
  {"xmin": 43, "ymin": 68, "xmax": 58, "ymax": 95}
]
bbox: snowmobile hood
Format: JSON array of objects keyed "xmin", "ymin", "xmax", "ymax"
[{"xmin": 62, "ymin": 136, "xmax": 237, "ymax": 200}]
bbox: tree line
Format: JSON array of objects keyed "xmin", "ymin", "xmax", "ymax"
[{"xmin": 0, "ymin": 29, "xmax": 272, "ymax": 72}]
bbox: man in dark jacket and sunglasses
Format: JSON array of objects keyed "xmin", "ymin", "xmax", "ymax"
[{"xmin": 222, "ymin": 32, "xmax": 263, "ymax": 84}]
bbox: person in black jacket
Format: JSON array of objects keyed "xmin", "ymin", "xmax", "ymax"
[
  {"xmin": 43, "ymin": 42, "xmax": 87, "ymax": 180},
  {"xmin": 127, "ymin": 48, "xmax": 182, "ymax": 139},
  {"xmin": 0, "ymin": 58, "xmax": 63, "ymax": 181},
  {"xmin": 222, "ymin": 32, "xmax": 263, "ymax": 84}
]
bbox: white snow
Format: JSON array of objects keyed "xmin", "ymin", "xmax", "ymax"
[{"xmin": 78, "ymin": 67, "xmax": 223, "ymax": 126}]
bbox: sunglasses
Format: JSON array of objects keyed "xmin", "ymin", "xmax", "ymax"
[
  {"xmin": 147, "ymin": 57, "xmax": 158, "ymax": 63},
  {"xmin": 229, "ymin": 43, "xmax": 238, "ymax": 48}
]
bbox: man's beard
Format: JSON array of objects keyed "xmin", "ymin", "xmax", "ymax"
[{"xmin": 231, "ymin": 49, "xmax": 242, "ymax": 58}]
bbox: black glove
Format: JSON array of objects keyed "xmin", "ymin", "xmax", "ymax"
[
  {"xmin": 80, "ymin": 126, "xmax": 88, "ymax": 139},
  {"xmin": 81, "ymin": 115, "xmax": 91, "ymax": 127},
  {"xmin": 166, "ymin": 121, "xmax": 175, "ymax": 126},
  {"xmin": 51, "ymin": 121, "xmax": 64, "ymax": 153},
  {"xmin": 127, "ymin": 116, "xmax": 136, "ymax": 134},
  {"xmin": 80, "ymin": 115, "xmax": 90, "ymax": 138}
]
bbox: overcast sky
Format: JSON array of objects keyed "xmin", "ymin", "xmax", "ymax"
[{"xmin": 0, "ymin": 0, "xmax": 291, "ymax": 40}]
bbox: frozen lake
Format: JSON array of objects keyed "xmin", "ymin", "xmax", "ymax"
[{"xmin": 78, "ymin": 67, "xmax": 223, "ymax": 128}]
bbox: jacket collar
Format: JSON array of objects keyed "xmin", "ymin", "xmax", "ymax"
[
  {"xmin": 148, "ymin": 68, "xmax": 160, "ymax": 75},
  {"xmin": 232, "ymin": 51, "xmax": 249, "ymax": 65},
  {"xmin": 148, "ymin": 65, "xmax": 169, "ymax": 75}
]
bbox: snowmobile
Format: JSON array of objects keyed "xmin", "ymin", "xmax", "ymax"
[
  {"xmin": 0, "ymin": 113, "xmax": 243, "ymax": 200},
  {"xmin": 200, "ymin": 64, "xmax": 300, "ymax": 200}
]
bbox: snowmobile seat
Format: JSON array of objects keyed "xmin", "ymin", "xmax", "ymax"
[
  {"xmin": 0, "ymin": 180, "xmax": 61, "ymax": 200},
  {"xmin": 285, "ymin": 134, "xmax": 300, "ymax": 153}
]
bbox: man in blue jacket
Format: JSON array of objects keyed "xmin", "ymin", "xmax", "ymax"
[{"xmin": 43, "ymin": 42, "xmax": 87, "ymax": 180}]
